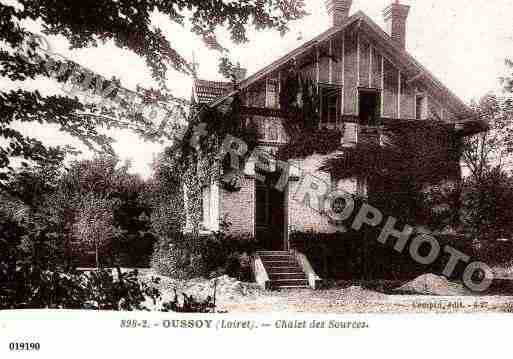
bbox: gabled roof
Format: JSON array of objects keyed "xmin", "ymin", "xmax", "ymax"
[
  {"xmin": 193, "ymin": 79, "xmax": 232, "ymax": 105},
  {"xmin": 196, "ymin": 10, "xmax": 480, "ymax": 125},
  {"xmin": 238, "ymin": 11, "xmax": 473, "ymax": 120}
]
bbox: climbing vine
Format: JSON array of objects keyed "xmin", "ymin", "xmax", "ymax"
[
  {"xmin": 167, "ymin": 60, "xmax": 465, "ymax": 234},
  {"xmin": 320, "ymin": 121, "xmax": 463, "ymax": 228},
  {"xmin": 167, "ymin": 94, "xmax": 259, "ymax": 233},
  {"xmin": 277, "ymin": 65, "xmax": 343, "ymax": 160}
]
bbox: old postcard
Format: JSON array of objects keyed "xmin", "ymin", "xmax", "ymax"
[{"xmin": 1, "ymin": 0, "xmax": 513, "ymax": 357}]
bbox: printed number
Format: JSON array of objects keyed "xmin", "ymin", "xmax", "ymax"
[
  {"xmin": 121, "ymin": 320, "xmax": 150, "ymax": 328},
  {"xmin": 9, "ymin": 342, "xmax": 40, "ymax": 351}
]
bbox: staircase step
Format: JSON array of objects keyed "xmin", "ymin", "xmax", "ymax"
[
  {"xmin": 269, "ymin": 272, "xmax": 307, "ymax": 280},
  {"xmin": 260, "ymin": 255, "xmax": 296, "ymax": 262},
  {"xmin": 262, "ymin": 262, "xmax": 298, "ymax": 268},
  {"xmin": 261, "ymin": 260, "xmax": 297, "ymax": 266},
  {"xmin": 271, "ymin": 279, "xmax": 309, "ymax": 287},
  {"xmin": 273, "ymin": 285, "xmax": 310, "ymax": 289},
  {"xmin": 267, "ymin": 266, "xmax": 303, "ymax": 272},
  {"xmin": 259, "ymin": 253, "xmax": 294, "ymax": 258},
  {"xmin": 257, "ymin": 250, "xmax": 312, "ymax": 290},
  {"xmin": 258, "ymin": 251, "xmax": 290, "ymax": 255},
  {"xmin": 266, "ymin": 265, "xmax": 302, "ymax": 271}
]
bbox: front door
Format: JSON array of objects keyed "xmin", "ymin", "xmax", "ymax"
[{"xmin": 255, "ymin": 173, "xmax": 286, "ymax": 251}]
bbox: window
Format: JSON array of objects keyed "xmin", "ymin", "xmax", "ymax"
[
  {"xmin": 320, "ymin": 85, "xmax": 342, "ymax": 125},
  {"xmin": 359, "ymin": 90, "xmax": 380, "ymax": 126},
  {"xmin": 266, "ymin": 121, "xmax": 279, "ymax": 141},
  {"xmin": 336, "ymin": 178, "xmax": 356, "ymax": 193},
  {"xmin": 416, "ymin": 95, "xmax": 427, "ymax": 120},
  {"xmin": 201, "ymin": 185, "xmax": 210, "ymax": 227},
  {"xmin": 266, "ymin": 80, "xmax": 279, "ymax": 109},
  {"xmin": 357, "ymin": 178, "xmax": 368, "ymax": 198}
]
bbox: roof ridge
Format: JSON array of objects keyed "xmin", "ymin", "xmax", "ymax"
[
  {"xmin": 194, "ymin": 9, "xmax": 472, "ymax": 118},
  {"xmin": 234, "ymin": 10, "xmax": 470, "ymax": 117}
]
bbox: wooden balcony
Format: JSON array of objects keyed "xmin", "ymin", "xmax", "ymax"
[
  {"xmin": 241, "ymin": 106, "xmax": 289, "ymax": 145},
  {"xmin": 240, "ymin": 106, "xmax": 388, "ymax": 148}
]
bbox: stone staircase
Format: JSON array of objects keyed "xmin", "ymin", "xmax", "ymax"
[{"xmin": 258, "ymin": 251, "xmax": 309, "ymax": 289}]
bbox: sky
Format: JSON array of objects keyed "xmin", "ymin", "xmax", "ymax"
[{"xmin": 2, "ymin": 0, "xmax": 513, "ymax": 178}]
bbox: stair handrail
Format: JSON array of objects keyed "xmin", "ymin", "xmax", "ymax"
[
  {"xmin": 292, "ymin": 249, "xmax": 322, "ymax": 290},
  {"xmin": 252, "ymin": 253, "xmax": 271, "ymax": 290}
]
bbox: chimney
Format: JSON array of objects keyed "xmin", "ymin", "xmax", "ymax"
[
  {"xmin": 234, "ymin": 64, "xmax": 247, "ymax": 83},
  {"xmin": 325, "ymin": 0, "xmax": 353, "ymax": 27},
  {"xmin": 383, "ymin": 1, "xmax": 410, "ymax": 49}
]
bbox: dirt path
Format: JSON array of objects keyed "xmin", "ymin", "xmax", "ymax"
[{"xmin": 139, "ymin": 270, "xmax": 513, "ymax": 313}]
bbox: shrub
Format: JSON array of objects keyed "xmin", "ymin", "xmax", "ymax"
[
  {"xmin": 160, "ymin": 291, "xmax": 216, "ymax": 313},
  {"xmin": 150, "ymin": 232, "xmax": 206, "ymax": 280},
  {"xmin": 201, "ymin": 232, "xmax": 257, "ymax": 277},
  {"xmin": 83, "ymin": 269, "xmax": 161, "ymax": 310},
  {"xmin": 1, "ymin": 260, "xmax": 161, "ymax": 310},
  {"xmin": 290, "ymin": 230, "xmax": 513, "ymax": 282},
  {"xmin": 150, "ymin": 230, "xmax": 257, "ymax": 280}
]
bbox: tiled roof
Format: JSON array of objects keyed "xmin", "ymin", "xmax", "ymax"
[{"xmin": 193, "ymin": 79, "xmax": 232, "ymax": 105}]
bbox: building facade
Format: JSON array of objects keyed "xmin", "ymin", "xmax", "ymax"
[{"xmin": 188, "ymin": 0, "xmax": 485, "ymax": 252}]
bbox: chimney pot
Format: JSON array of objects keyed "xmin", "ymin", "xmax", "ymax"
[
  {"xmin": 383, "ymin": 1, "xmax": 410, "ymax": 49},
  {"xmin": 325, "ymin": 0, "xmax": 353, "ymax": 27}
]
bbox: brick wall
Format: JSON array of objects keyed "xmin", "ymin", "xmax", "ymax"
[
  {"xmin": 220, "ymin": 176, "xmax": 255, "ymax": 236},
  {"xmin": 287, "ymin": 154, "xmax": 347, "ymax": 234}
]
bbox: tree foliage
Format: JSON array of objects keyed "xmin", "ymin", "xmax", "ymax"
[
  {"xmin": 72, "ymin": 194, "xmax": 123, "ymax": 268},
  {"xmin": 0, "ymin": 0, "xmax": 306, "ymax": 182},
  {"xmin": 461, "ymin": 167, "xmax": 513, "ymax": 241},
  {"xmin": 462, "ymin": 94, "xmax": 513, "ymax": 182},
  {"xmin": 458, "ymin": 74, "xmax": 513, "ymax": 241}
]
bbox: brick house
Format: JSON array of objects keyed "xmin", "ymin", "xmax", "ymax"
[{"xmin": 187, "ymin": 1, "xmax": 485, "ymax": 288}]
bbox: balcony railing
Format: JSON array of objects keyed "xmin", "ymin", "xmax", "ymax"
[
  {"xmin": 241, "ymin": 106, "xmax": 387, "ymax": 147},
  {"xmin": 241, "ymin": 106, "xmax": 289, "ymax": 144}
]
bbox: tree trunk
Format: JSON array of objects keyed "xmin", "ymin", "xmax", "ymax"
[{"xmin": 95, "ymin": 240, "xmax": 100, "ymax": 269}]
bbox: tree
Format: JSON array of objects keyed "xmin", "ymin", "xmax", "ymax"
[
  {"xmin": 60, "ymin": 156, "xmax": 155, "ymax": 267},
  {"xmin": 72, "ymin": 194, "xmax": 122, "ymax": 268},
  {"xmin": 0, "ymin": 1, "xmax": 306, "ymax": 184},
  {"xmin": 459, "ymin": 88, "xmax": 513, "ymax": 240},
  {"xmin": 462, "ymin": 94, "xmax": 513, "ymax": 182},
  {"xmin": 147, "ymin": 152, "xmax": 185, "ymax": 238},
  {"xmin": 0, "ymin": 155, "xmax": 156, "ymax": 268},
  {"xmin": 461, "ymin": 167, "xmax": 513, "ymax": 241}
]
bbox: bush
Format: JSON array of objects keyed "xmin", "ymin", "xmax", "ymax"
[
  {"xmin": 161, "ymin": 291, "xmax": 216, "ymax": 313},
  {"xmin": 150, "ymin": 232, "xmax": 206, "ymax": 280},
  {"xmin": 0, "ymin": 220, "xmax": 216, "ymax": 311},
  {"xmin": 289, "ymin": 231, "xmax": 485, "ymax": 281},
  {"xmin": 150, "ymin": 231, "xmax": 257, "ymax": 280},
  {"xmin": 1, "ymin": 261, "xmax": 161, "ymax": 310},
  {"xmin": 473, "ymin": 239, "xmax": 513, "ymax": 267}
]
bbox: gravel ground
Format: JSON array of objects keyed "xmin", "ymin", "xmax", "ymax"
[{"xmin": 139, "ymin": 269, "xmax": 513, "ymax": 314}]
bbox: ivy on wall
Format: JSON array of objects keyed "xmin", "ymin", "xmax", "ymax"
[
  {"xmin": 277, "ymin": 66, "xmax": 343, "ymax": 160},
  {"xmin": 169, "ymin": 61, "xmax": 465, "ymax": 234},
  {"xmin": 320, "ymin": 121, "xmax": 463, "ymax": 228},
  {"xmin": 169, "ymin": 94, "xmax": 259, "ymax": 233}
]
